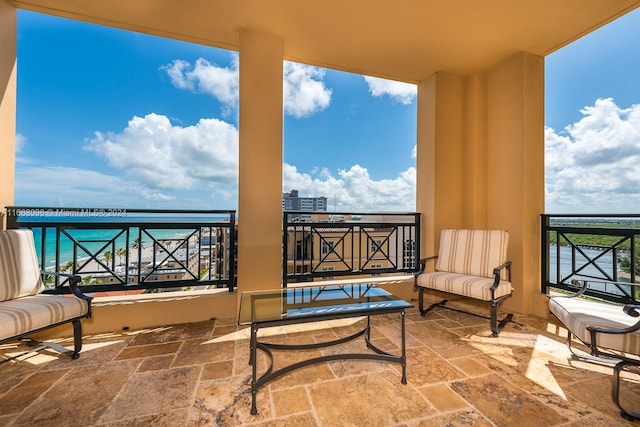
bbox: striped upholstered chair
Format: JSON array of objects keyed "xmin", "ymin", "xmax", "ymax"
[
  {"xmin": 549, "ymin": 279, "xmax": 640, "ymax": 420},
  {"xmin": 414, "ymin": 229, "xmax": 513, "ymax": 337},
  {"xmin": 0, "ymin": 229, "xmax": 92, "ymax": 360}
]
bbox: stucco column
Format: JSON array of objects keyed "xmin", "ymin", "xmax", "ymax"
[
  {"xmin": 237, "ymin": 30, "xmax": 283, "ymax": 298},
  {"xmin": 0, "ymin": 1, "xmax": 16, "ymax": 229},
  {"xmin": 415, "ymin": 72, "xmax": 464, "ymax": 256},
  {"xmin": 416, "ymin": 53, "xmax": 545, "ymax": 317},
  {"xmin": 486, "ymin": 52, "xmax": 545, "ymax": 317}
]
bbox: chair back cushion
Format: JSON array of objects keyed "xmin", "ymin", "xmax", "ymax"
[
  {"xmin": 0, "ymin": 229, "xmax": 44, "ymax": 301},
  {"xmin": 435, "ymin": 229, "xmax": 509, "ymax": 278}
]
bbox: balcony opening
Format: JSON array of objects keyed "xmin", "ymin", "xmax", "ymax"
[
  {"xmin": 15, "ymin": 11, "xmax": 240, "ymax": 296},
  {"xmin": 282, "ymin": 63, "xmax": 417, "ymax": 213}
]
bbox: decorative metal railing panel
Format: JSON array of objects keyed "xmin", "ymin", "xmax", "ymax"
[
  {"xmin": 541, "ymin": 214, "xmax": 639, "ymax": 304},
  {"xmin": 4, "ymin": 207, "xmax": 236, "ymax": 293},
  {"xmin": 283, "ymin": 211, "xmax": 420, "ymax": 286}
]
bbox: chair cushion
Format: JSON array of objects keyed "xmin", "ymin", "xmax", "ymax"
[
  {"xmin": 416, "ymin": 271, "xmax": 513, "ymax": 301},
  {"xmin": 0, "ymin": 230, "xmax": 43, "ymax": 302},
  {"xmin": 549, "ymin": 296, "xmax": 640, "ymax": 355},
  {"xmin": 0, "ymin": 294, "xmax": 90, "ymax": 341},
  {"xmin": 435, "ymin": 229, "xmax": 509, "ymax": 278}
]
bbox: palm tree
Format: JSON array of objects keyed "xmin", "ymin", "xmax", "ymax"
[
  {"xmin": 132, "ymin": 238, "xmax": 141, "ymax": 250},
  {"xmin": 104, "ymin": 250, "xmax": 112, "ymax": 265},
  {"xmin": 81, "ymin": 275, "xmax": 98, "ymax": 284},
  {"xmin": 117, "ymin": 247, "xmax": 127, "ymax": 264},
  {"xmin": 44, "ymin": 273, "xmax": 56, "ymax": 289},
  {"xmin": 62, "ymin": 260, "xmax": 74, "ymax": 273}
]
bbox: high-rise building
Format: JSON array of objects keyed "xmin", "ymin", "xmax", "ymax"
[{"xmin": 282, "ymin": 189, "xmax": 328, "ymax": 211}]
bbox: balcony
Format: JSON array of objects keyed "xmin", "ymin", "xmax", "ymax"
[
  {"xmin": 1, "ymin": 210, "xmax": 639, "ymax": 424},
  {"xmin": 1, "ymin": 300, "xmax": 638, "ymax": 425}
]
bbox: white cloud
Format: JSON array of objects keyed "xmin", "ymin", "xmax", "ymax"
[
  {"xmin": 14, "ymin": 164, "xmax": 239, "ymax": 209},
  {"xmin": 283, "ymin": 62, "xmax": 332, "ymax": 118},
  {"xmin": 15, "ymin": 166, "xmax": 170, "ymax": 207},
  {"xmin": 162, "ymin": 59, "xmax": 195, "ymax": 90},
  {"xmin": 15, "ymin": 133, "xmax": 26, "ymax": 152},
  {"xmin": 363, "ymin": 76, "xmax": 416, "ymax": 105},
  {"xmin": 161, "ymin": 56, "xmax": 239, "ymax": 115},
  {"xmin": 85, "ymin": 113, "xmax": 238, "ymax": 193},
  {"xmin": 283, "ymin": 163, "xmax": 416, "ymax": 211},
  {"xmin": 162, "ymin": 56, "xmax": 332, "ymax": 118},
  {"xmin": 545, "ymin": 98, "xmax": 640, "ymax": 213}
]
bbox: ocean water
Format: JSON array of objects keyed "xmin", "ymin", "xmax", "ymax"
[{"xmin": 32, "ymin": 227, "xmax": 193, "ymax": 267}]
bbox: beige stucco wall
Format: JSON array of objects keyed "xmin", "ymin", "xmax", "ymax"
[
  {"xmin": 416, "ymin": 72, "xmax": 464, "ymax": 257},
  {"xmin": 415, "ymin": 51, "xmax": 547, "ymax": 318},
  {"xmin": 30, "ymin": 290, "xmax": 238, "ymax": 340},
  {"xmin": 485, "ymin": 52, "xmax": 546, "ymax": 317},
  {"xmin": 0, "ymin": 0, "xmax": 16, "ymax": 228}
]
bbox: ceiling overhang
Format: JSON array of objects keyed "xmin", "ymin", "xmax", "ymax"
[{"xmin": 7, "ymin": 0, "xmax": 640, "ymax": 82}]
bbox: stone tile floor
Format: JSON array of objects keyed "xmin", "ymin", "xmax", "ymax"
[{"xmin": 0, "ymin": 299, "xmax": 638, "ymax": 426}]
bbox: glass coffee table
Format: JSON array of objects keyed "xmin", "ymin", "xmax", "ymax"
[{"xmin": 238, "ymin": 283, "xmax": 413, "ymax": 415}]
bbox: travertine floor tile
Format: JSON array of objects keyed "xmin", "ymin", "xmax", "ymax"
[
  {"xmin": 308, "ymin": 372, "xmax": 434, "ymax": 426},
  {"xmin": 450, "ymin": 373, "xmax": 569, "ymax": 426},
  {"xmin": 99, "ymin": 365, "xmax": 202, "ymax": 423},
  {"xmin": 0, "ymin": 309, "xmax": 638, "ymax": 426},
  {"xmin": 11, "ymin": 359, "xmax": 140, "ymax": 426}
]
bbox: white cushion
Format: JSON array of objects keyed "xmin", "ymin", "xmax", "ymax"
[
  {"xmin": 416, "ymin": 271, "xmax": 512, "ymax": 301},
  {"xmin": 549, "ymin": 296, "xmax": 640, "ymax": 355},
  {"xmin": 0, "ymin": 294, "xmax": 90, "ymax": 341},
  {"xmin": 435, "ymin": 229, "xmax": 509, "ymax": 279},
  {"xmin": 0, "ymin": 230, "xmax": 43, "ymax": 302}
]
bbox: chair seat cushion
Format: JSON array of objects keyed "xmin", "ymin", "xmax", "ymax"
[
  {"xmin": 416, "ymin": 271, "xmax": 512, "ymax": 301},
  {"xmin": 549, "ymin": 296, "xmax": 640, "ymax": 355},
  {"xmin": 0, "ymin": 294, "xmax": 90, "ymax": 341}
]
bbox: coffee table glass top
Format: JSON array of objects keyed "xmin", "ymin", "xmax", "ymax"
[{"xmin": 238, "ymin": 283, "xmax": 412, "ymax": 325}]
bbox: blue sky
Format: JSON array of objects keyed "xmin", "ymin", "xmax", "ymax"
[{"xmin": 14, "ymin": 8, "xmax": 640, "ymax": 213}]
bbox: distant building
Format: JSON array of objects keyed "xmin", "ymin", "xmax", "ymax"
[{"xmin": 282, "ymin": 189, "xmax": 328, "ymax": 211}]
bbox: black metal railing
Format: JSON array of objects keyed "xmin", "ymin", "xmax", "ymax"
[
  {"xmin": 5, "ymin": 207, "xmax": 236, "ymax": 294},
  {"xmin": 283, "ymin": 211, "xmax": 420, "ymax": 286},
  {"xmin": 541, "ymin": 213, "xmax": 640, "ymax": 304}
]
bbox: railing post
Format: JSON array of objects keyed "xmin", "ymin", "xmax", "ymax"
[
  {"xmin": 541, "ymin": 214, "xmax": 549, "ymax": 294},
  {"xmin": 282, "ymin": 211, "xmax": 288, "ymax": 288},
  {"xmin": 415, "ymin": 212, "xmax": 421, "ymax": 271},
  {"xmin": 5, "ymin": 209, "xmax": 18, "ymax": 229},
  {"xmin": 631, "ymin": 232, "xmax": 636, "ymax": 285},
  {"xmin": 229, "ymin": 212, "xmax": 237, "ymax": 292}
]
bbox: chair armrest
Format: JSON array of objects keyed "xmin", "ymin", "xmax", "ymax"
[
  {"xmin": 492, "ymin": 261, "xmax": 512, "ymax": 278},
  {"xmin": 415, "ymin": 255, "xmax": 438, "ymax": 275},
  {"xmin": 586, "ymin": 306, "xmax": 640, "ymax": 335},
  {"xmin": 41, "ymin": 270, "xmax": 93, "ymax": 302},
  {"xmin": 624, "ymin": 304, "xmax": 640, "ymax": 318},
  {"xmin": 549, "ymin": 279, "xmax": 591, "ymax": 298},
  {"xmin": 414, "ymin": 255, "xmax": 438, "ymax": 290},
  {"xmin": 562, "ymin": 278, "xmax": 637, "ymax": 299},
  {"xmin": 490, "ymin": 260, "xmax": 512, "ymax": 289}
]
